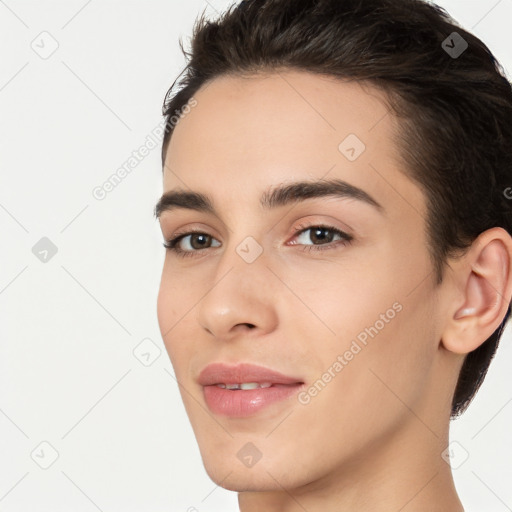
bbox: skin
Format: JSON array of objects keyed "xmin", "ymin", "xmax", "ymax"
[{"xmin": 156, "ymin": 70, "xmax": 512, "ymax": 511}]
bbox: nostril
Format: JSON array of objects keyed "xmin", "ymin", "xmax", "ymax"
[{"xmin": 237, "ymin": 323, "xmax": 256, "ymax": 329}]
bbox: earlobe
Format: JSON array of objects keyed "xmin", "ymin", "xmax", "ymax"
[{"xmin": 442, "ymin": 228, "xmax": 512, "ymax": 355}]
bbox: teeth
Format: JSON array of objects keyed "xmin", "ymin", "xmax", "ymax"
[
  {"xmin": 216, "ymin": 382, "xmax": 273, "ymax": 390},
  {"xmin": 240, "ymin": 382, "xmax": 263, "ymax": 390}
]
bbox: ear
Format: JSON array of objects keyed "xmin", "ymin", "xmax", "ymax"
[{"xmin": 442, "ymin": 227, "xmax": 512, "ymax": 355}]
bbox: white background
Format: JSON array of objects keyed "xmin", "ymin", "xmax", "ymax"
[{"xmin": 1, "ymin": 1, "xmax": 511, "ymax": 511}]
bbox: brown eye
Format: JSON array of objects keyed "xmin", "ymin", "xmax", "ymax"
[
  {"xmin": 291, "ymin": 224, "xmax": 353, "ymax": 250},
  {"xmin": 163, "ymin": 231, "xmax": 221, "ymax": 257}
]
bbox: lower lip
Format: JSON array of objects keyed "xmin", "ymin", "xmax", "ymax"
[{"xmin": 203, "ymin": 383, "xmax": 304, "ymax": 417}]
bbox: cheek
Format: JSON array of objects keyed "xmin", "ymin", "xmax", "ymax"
[
  {"xmin": 156, "ymin": 259, "xmax": 197, "ymax": 329},
  {"xmin": 291, "ymin": 244, "xmax": 436, "ymax": 410},
  {"xmin": 277, "ymin": 255, "xmax": 398, "ymax": 349},
  {"xmin": 296, "ymin": 296, "xmax": 435, "ymax": 455},
  {"xmin": 156, "ymin": 268, "xmax": 174, "ymax": 338},
  {"xmin": 334, "ymin": 281, "xmax": 437, "ymax": 423},
  {"xmin": 156, "ymin": 265, "xmax": 190, "ymax": 366}
]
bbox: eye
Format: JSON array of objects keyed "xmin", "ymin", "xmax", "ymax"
[
  {"xmin": 163, "ymin": 230, "xmax": 221, "ymax": 258},
  {"xmin": 162, "ymin": 223, "xmax": 353, "ymax": 258},
  {"xmin": 289, "ymin": 223, "xmax": 353, "ymax": 253}
]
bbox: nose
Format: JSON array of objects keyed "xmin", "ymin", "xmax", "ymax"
[{"xmin": 196, "ymin": 244, "xmax": 279, "ymax": 342}]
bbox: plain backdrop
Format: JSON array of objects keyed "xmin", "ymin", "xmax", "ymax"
[{"xmin": 1, "ymin": 1, "xmax": 511, "ymax": 511}]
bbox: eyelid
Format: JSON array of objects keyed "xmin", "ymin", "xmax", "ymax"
[
  {"xmin": 163, "ymin": 221, "xmax": 354, "ymax": 257},
  {"xmin": 165, "ymin": 216, "xmax": 352, "ymax": 242}
]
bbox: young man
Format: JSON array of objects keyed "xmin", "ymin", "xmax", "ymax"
[{"xmin": 154, "ymin": 0, "xmax": 512, "ymax": 510}]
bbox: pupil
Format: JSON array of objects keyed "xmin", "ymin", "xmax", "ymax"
[{"xmin": 192, "ymin": 234, "xmax": 209, "ymax": 249}]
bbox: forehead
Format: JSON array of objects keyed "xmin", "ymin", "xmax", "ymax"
[{"xmin": 163, "ymin": 70, "xmax": 425, "ymax": 220}]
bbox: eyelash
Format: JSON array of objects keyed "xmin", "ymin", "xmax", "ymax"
[{"xmin": 162, "ymin": 223, "xmax": 353, "ymax": 259}]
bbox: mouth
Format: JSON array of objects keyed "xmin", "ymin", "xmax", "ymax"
[
  {"xmin": 198, "ymin": 362, "xmax": 304, "ymax": 417},
  {"xmin": 213, "ymin": 382, "xmax": 299, "ymax": 390}
]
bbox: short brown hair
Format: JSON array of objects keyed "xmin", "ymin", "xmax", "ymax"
[{"xmin": 160, "ymin": 0, "xmax": 512, "ymax": 417}]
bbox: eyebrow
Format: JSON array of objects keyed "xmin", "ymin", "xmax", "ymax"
[{"xmin": 153, "ymin": 178, "xmax": 384, "ymax": 219}]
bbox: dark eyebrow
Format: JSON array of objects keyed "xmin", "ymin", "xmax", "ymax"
[{"xmin": 153, "ymin": 178, "xmax": 383, "ymax": 219}]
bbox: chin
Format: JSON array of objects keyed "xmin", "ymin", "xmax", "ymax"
[
  {"xmin": 202, "ymin": 461, "xmax": 296, "ymax": 492},
  {"xmin": 198, "ymin": 444, "xmax": 317, "ymax": 493}
]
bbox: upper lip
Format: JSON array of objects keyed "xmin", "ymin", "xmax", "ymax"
[{"xmin": 198, "ymin": 362, "xmax": 304, "ymax": 386}]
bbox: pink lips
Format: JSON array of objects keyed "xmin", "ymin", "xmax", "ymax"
[{"xmin": 198, "ymin": 362, "xmax": 305, "ymax": 418}]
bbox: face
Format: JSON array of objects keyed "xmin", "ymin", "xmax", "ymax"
[{"xmin": 156, "ymin": 70, "xmax": 446, "ymax": 491}]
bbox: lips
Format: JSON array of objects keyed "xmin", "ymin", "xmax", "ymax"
[
  {"xmin": 198, "ymin": 362, "xmax": 304, "ymax": 387},
  {"xmin": 198, "ymin": 362, "xmax": 305, "ymax": 418}
]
